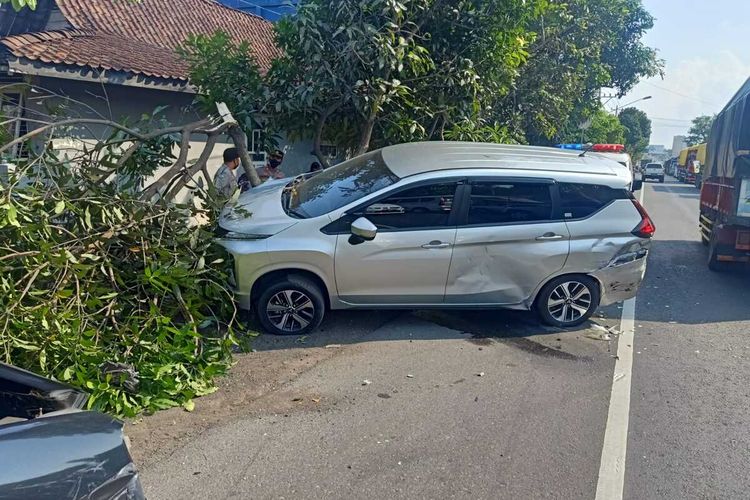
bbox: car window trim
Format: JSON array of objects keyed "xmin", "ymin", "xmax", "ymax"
[{"xmin": 321, "ymin": 177, "xmax": 467, "ymax": 234}]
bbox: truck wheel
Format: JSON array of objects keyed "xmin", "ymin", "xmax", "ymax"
[
  {"xmin": 707, "ymin": 232, "xmax": 729, "ymax": 272},
  {"xmin": 659, "ymin": 176, "xmax": 664, "ymax": 183}
]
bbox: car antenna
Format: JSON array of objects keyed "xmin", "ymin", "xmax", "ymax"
[{"xmin": 578, "ymin": 143, "xmax": 595, "ymax": 157}]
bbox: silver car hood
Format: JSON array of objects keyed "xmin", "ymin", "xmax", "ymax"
[{"xmin": 219, "ymin": 180, "xmax": 299, "ymax": 235}]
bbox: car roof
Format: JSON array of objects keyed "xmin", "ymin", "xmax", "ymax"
[{"xmin": 379, "ymin": 142, "xmax": 631, "ymax": 183}]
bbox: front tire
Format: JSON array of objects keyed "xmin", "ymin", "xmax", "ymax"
[
  {"xmin": 535, "ymin": 275, "xmax": 601, "ymax": 328},
  {"xmin": 256, "ymin": 275, "xmax": 325, "ymax": 335}
]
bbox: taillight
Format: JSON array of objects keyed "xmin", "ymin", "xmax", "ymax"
[{"xmin": 631, "ymin": 199, "xmax": 655, "ymax": 238}]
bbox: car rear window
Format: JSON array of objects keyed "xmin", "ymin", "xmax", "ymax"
[{"xmin": 558, "ymin": 183, "xmax": 627, "ymax": 219}]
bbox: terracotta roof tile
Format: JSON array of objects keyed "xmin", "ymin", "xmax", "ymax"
[{"xmin": 0, "ymin": 0, "xmax": 279, "ymax": 82}]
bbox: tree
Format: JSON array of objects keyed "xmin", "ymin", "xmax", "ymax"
[
  {"xmin": 561, "ymin": 108, "xmax": 625, "ymax": 144},
  {"xmin": 179, "ymin": 31, "xmax": 265, "ymax": 187},
  {"xmin": 618, "ymin": 107, "xmax": 651, "ymax": 162},
  {"xmin": 500, "ymin": 0, "xmax": 663, "ymax": 145},
  {"xmin": 267, "ymin": 0, "xmax": 540, "ymax": 164},
  {"xmin": 686, "ymin": 114, "xmax": 715, "ymax": 145}
]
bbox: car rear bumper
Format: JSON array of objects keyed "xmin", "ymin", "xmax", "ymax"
[{"xmin": 591, "ymin": 249, "xmax": 649, "ymax": 306}]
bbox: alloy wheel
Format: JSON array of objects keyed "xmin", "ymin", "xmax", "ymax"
[
  {"xmin": 266, "ymin": 290, "xmax": 316, "ymax": 333},
  {"xmin": 547, "ymin": 281, "xmax": 592, "ymax": 324}
]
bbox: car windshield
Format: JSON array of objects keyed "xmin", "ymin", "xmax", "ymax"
[{"xmin": 286, "ymin": 151, "xmax": 399, "ymax": 218}]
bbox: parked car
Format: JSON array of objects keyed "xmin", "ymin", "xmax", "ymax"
[
  {"xmin": 0, "ymin": 362, "xmax": 145, "ymax": 500},
  {"xmin": 218, "ymin": 142, "xmax": 654, "ymax": 334},
  {"xmin": 643, "ymin": 163, "xmax": 665, "ymax": 183}
]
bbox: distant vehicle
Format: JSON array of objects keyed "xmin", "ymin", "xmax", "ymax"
[
  {"xmin": 0, "ymin": 362, "xmax": 145, "ymax": 499},
  {"xmin": 643, "ymin": 163, "xmax": 665, "ymax": 183},
  {"xmin": 218, "ymin": 142, "xmax": 653, "ymax": 335},
  {"xmin": 699, "ymin": 79, "xmax": 750, "ymax": 270},
  {"xmin": 677, "ymin": 144, "xmax": 706, "ymax": 185}
]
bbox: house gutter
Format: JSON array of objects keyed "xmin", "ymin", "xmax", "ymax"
[{"xmin": 6, "ymin": 58, "xmax": 197, "ymax": 94}]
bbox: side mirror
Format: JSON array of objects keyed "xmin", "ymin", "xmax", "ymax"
[
  {"xmin": 632, "ymin": 179, "xmax": 643, "ymax": 192},
  {"xmin": 351, "ymin": 217, "xmax": 377, "ymax": 241}
]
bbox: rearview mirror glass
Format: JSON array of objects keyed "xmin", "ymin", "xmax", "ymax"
[{"xmin": 632, "ymin": 179, "xmax": 643, "ymax": 192}]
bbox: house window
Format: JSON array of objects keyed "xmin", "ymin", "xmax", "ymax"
[{"xmin": 250, "ymin": 129, "xmax": 266, "ymax": 163}]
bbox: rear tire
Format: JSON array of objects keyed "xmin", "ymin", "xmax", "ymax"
[
  {"xmin": 707, "ymin": 232, "xmax": 729, "ymax": 272},
  {"xmin": 255, "ymin": 275, "xmax": 325, "ymax": 335},
  {"xmin": 535, "ymin": 275, "xmax": 601, "ymax": 328}
]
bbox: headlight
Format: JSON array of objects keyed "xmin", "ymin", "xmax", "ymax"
[{"xmin": 219, "ymin": 232, "xmax": 271, "ymax": 241}]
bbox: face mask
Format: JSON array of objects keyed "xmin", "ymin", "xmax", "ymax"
[{"xmin": 269, "ymin": 159, "xmax": 281, "ymax": 168}]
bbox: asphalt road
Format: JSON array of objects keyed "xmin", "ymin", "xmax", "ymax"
[{"xmin": 142, "ymin": 177, "xmax": 750, "ymax": 499}]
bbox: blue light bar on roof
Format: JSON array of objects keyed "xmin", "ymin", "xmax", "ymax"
[{"xmin": 556, "ymin": 143, "xmax": 585, "ymax": 150}]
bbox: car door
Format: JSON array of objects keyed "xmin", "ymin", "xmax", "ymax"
[
  {"xmin": 333, "ymin": 180, "xmax": 462, "ymax": 305},
  {"xmin": 444, "ymin": 178, "xmax": 570, "ymax": 306}
]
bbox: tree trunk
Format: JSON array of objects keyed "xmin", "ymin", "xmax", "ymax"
[
  {"xmin": 355, "ymin": 116, "xmax": 376, "ymax": 156},
  {"xmin": 164, "ymin": 133, "xmax": 221, "ymax": 200},
  {"xmin": 313, "ymin": 102, "xmax": 342, "ymax": 168},
  {"xmin": 227, "ymin": 125, "xmax": 262, "ymax": 188}
]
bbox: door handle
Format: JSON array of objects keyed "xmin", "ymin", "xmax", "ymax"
[
  {"xmin": 421, "ymin": 240, "xmax": 451, "ymax": 249},
  {"xmin": 536, "ymin": 233, "xmax": 564, "ymax": 241}
]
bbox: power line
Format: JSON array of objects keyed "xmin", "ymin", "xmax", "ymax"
[
  {"xmin": 231, "ymin": 0, "xmax": 289, "ymax": 18},
  {"xmin": 642, "ymin": 82, "xmax": 719, "ymax": 107}
]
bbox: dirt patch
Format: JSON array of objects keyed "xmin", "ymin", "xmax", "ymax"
[{"xmin": 125, "ymin": 346, "xmax": 341, "ymax": 469}]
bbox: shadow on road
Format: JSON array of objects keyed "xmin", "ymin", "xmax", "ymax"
[
  {"xmin": 249, "ymin": 305, "xmax": 607, "ymax": 362},
  {"xmin": 636, "ymin": 238, "xmax": 750, "ymax": 324}
]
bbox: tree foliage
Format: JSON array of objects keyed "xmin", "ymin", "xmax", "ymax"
[
  {"xmin": 686, "ymin": 114, "xmax": 715, "ymax": 145},
  {"xmin": 503, "ymin": 0, "xmax": 663, "ymax": 145},
  {"xmin": 183, "ymin": 0, "xmax": 661, "ymax": 159},
  {"xmin": 561, "ymin": 108, "xmax": 625, "ymax": 144},
  {"xmin": 618, "ymin": 107, "xmax": 652, "ymax": 162},
  {"xmin": 1, "ymin": 115, "xmax": 244, "ymax": 417},
  {"xmin": 0, "ymin": 0, "xmax": 36, "ymax": 11}
]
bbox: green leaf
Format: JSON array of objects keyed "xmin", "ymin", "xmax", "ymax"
[
  {"xmin": 62, "ymin": 366, "xmax": 74, "ymax": 381},
  {"xmin": 183, "ymin": 399, "xmax": 195, "ymax": 412},
  {"xmin": 54, "ymin": 200, "xmax": 65, "ymax": 215}
]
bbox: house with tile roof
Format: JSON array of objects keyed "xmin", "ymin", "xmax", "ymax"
[{"xmin": 0, "ymin": 0, "xmax": 329, "ymax": 181}]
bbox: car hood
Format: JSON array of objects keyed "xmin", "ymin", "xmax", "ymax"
[
  {"xmin": 219, "ymin": 179, "xmax": 299, "ymax": 236},
  {"xmin": 0, "ymin": 362, "xmax": 87, "ymax": 421}
]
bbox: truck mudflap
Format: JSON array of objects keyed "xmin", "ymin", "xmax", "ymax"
[{"xmin": 591, "ymin": 248, "xmax": 648, "ymax": 306}]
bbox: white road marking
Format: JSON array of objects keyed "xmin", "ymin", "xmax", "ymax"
[{"xmin": 594, "ymin": 184, "xmax": 645, "ymax": 500}]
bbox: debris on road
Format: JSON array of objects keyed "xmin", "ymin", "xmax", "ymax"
[
  {"xmin": 362, "ymin": 379, "xmax": 372, "ymax": 386},
  {"xmin": 325, "ymin": 344, "xmax": 342, "ymax": 349},
  {"xmin": 614, "ymin": 373, "xmax": 625, "ymax": 382},
  {"xmin": 406, "ymin": 374, "xmax": 414, "ymax": 378},
  {"xmin": 477, "ymin": 372, "xmax": 485, "ymax": 377}
]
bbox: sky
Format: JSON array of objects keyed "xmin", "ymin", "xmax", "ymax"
[{"xmin": 611, "ymin": 0, "xmax": 750, "ymax": 148}]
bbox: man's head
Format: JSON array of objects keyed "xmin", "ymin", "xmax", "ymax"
[
  {"xmin": 268, "ymin": 150, "xmax": 284, "ymax": 169},
  {"xmin": 223, "ymin": 147, "xmax": 241, "ymax": 170}
]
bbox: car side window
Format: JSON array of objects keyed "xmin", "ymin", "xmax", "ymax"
[
  {"xmin": 361, "ymin": 181, "xmax": 459, "ymax": 230},
  {"xmin": 558, "ymin": 183, "xmax": 625, "ymax": 219},
  {"xmin": 467, "ymin": 181, "xmax": 553, "ymax": 225}
]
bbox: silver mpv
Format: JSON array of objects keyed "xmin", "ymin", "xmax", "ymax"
[{"xmin": 218, "ymin": 142, "xmax": 654, "ymax": 335}]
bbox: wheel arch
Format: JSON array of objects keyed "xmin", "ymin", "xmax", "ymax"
[
  {"xmin": 530, "ymin": 271, "xmax": 604, "ymax": 308},
  {"xmin": 251, "ymin": 268, "xmax": 331, "ymax": 309}
]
